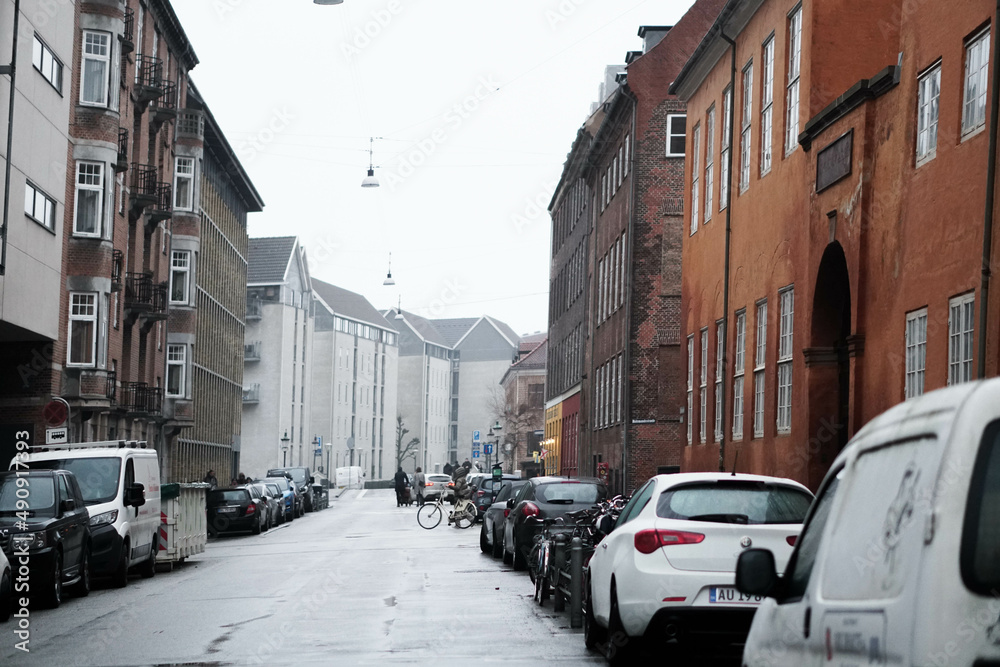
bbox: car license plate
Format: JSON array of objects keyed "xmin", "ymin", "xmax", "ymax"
[
  {"xmin": 217, "ymin": 507, "xmax": 238, "ymax": 514},
  {"xmin": 709, "ymin": 587, "xmax": 763, "ymax": 605}
]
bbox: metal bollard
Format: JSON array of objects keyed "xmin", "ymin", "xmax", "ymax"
[
  {"xmin": 553, "ymin": 533, "xmax": 568, "ymax": 612},
  {"xmin": 570, "ymin": 536, "xmax": 583, "ymax": 628}
]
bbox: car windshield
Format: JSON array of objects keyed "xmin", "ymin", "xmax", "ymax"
[
  {"xmin": 656, "ymin": 481, "xmax": 814, "ymax": 524},
  {"xmin": 265, "ymin": 483, "xmax": 283, "ymax": 496},
  {"xmin": 27, "ymin": 457, "xmax": 121, "ymax": 505},
  {"xmin": 264, "ymin": 478, "xmax": 291, "ymax": 492},
  {"xmin": 269, "ymin": 468, "xmax": 306, "ymax": 484},
  {"xmin": 536, "ymin": 482, "xmax": 605, "ymax": 504},
  {"xmin": 0, "ymin": 475, "xmax": 57, "ymax": 518},
  {"xmin": 208, "ymin": 490, "xmax": 247, "ymax": 504}
]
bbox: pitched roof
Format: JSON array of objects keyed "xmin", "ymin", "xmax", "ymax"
[
  {"xmin": 484, "ymin": 316, "xmax": 520, "ymax": 348},
  {"xmin": 431, "ymin": 318, "xmax": 479, "ymax": 347},
  {"xmin": 501, "ymin": 338, "xmax": 547, "ymax": 386},
  {"xmin": 519, "ymin": 332, "xmax": 547, "ymax": 354},
  {"xmin": 393, "ymin": 309, "xmax": 451, "ymax": 347},
  {"xmin": 312, "ymin": 279, "xmax": 395, "ymax": 330},
  {"xmin": 248, "ymin": 236, "xmax": 297, "ymax": 284}
]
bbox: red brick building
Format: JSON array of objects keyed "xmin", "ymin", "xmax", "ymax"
[{"xmin": 673, "ymin": 0, "xmax": 1000, "ymax": 489}]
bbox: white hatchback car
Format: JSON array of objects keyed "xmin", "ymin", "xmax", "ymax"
[{"xmin": 585, "ymin": 472, "xmax": 812, "ymax": 663}]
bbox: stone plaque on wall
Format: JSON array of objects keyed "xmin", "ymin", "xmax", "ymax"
[{"xmin": 816, "ymin": 129, "xmax": 853, "ymax": 193}]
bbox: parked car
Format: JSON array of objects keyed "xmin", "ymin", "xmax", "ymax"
[
  {"xmin": 0, "ymin": 469, "xmax": 91, "ymax": 608},
  {"xmin": 480, "ymin": 479, "xmax": 528, "ymax": 557},
  {"xmin": 22, "ymin": 442, "xmax": 160, "ymax": 587},
  {"xmin": 206, "ymin": 487, "xmax": 266, "ymax": 535},
  {"xmin": 262, "ymin": 482, "xmax": 287, "ymax": 525},
  {"xmin": 267, "ymin": 467, "xmax": 315, "ymax": 512},
  {"xmin": 585, "ymin": 472, "xmax": 813, "ymax": 662},
  {"xmin": 503, "ymin": 476, "xmax": 607, "ymax": 571},
  {"xmin": 424, "ymin": 474, "xmax": 454, "ymax": 502},
  {"xmin": 262, "ymin": 477, "xmax": 296, "ymax": 522},
  {"xmin": 245, "ymin": 484, "xmax": 277, "ymax": 531},
  {"xmin": 472, "ymin": 473, "xmax": 521, "ymax": 519},
  {"xmin": 736, "ymin": 378, "xmax": 1000, "ymax": 667}
]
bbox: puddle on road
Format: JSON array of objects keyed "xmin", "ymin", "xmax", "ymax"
[{"xmin": 384, "ymin": 595, "xmax": 397, "ymax": 607}]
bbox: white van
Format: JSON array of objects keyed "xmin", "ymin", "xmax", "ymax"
[
  {"xmin": 21, "ymin": 441, "xmax": 161, "ymax": 587},
  {"xmin": 335, "ymin": 466, "xmax": 365, "ymax": 490},
  {"xmin": 735, "ymin": 378, "xmax": 1000, "ymax": 667}
]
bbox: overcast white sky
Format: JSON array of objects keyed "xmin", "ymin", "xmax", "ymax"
[{"xmin": 170, "ymin": 0, "xmax": 695, "ymax": 336}]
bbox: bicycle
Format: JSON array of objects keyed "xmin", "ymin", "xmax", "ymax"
[{"xmin": 416, "ymin": 493, "xmax": 477, "ymax": 529}]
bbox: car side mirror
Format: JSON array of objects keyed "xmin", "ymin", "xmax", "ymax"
[
  {"xmin": 598, "ymin": 514, "xmax": 616, "ymax": 535},
  {"xmin": 125, "ymin": 483, "xmax": 146, "ymax": 508},
  {"xmin": 506, "ymin": 499, "xmax": 514, "ymax": 510},
  {"xmin": 60, "ymin": 498, "xmax": 76, "ymax": 514},
  {"xmin": 309, "ymin": 476, "xmax": 315, "ymax": 484},
  {"xmin": 736, "ymin": 548, "xmax": 779, "ymax": 598}
]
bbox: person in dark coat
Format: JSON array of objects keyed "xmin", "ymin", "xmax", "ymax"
[
  {"xmin": 203, "ymin": 470, "xmax": 218, "ymax": 488},
  {"xmin": 393, "ymin": 467, "xmax": 409, "ymax": 507},
  {"xmin": 443, "ymin": 461, "xmax": 453, "ymax": 475}
]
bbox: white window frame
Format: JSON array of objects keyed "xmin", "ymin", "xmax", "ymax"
[
  {"xmin": 170, "ymin": 250, "xmax": 191, "ymax": 304},
  {"xmin": 715, "ymin": 321, "xmax": 724, "ymax": 441},
  {"xmin": 666, "ymin": 114, "xmax": 687, "ymax": 157},
  {"xmin": 786, "ymin": 5, "xmax": 803, "ymax": 155},
  {"xmin": 777, "ymin": 288, "xmax": 794, "ymax": 433},
  {"xmin": 905, "ymin": 308, "xmax": 928, "ymax": 399},
  {"xmin": 24, "ymin": 181, "xmax": 56, "ymax": 231},
  {"xmin": 32, "ymin": 34, "xmax": 63, "ymax": 92},
  {"xmin": 80, "ymin": 30, "xmax": 118, "ymax": 109},
  {"xmin": 167, "ymin": 344, "xmax": 186, "ymax": 398},
  {"xmin": 948, "ymin": 293, "xmax": 975, "ymax": 385},
  {"xmin": 761, "ymin": 36, "xmax": 775, "ymax": 175},
  {"xmin": 617, "ymin": 352, "xmax": 623, "ymax": 423},
  {"xmin": 601, "ymin": 174, "xmax": 607, "ymax": 212},
  {"xmin": 623, "ymin": 135, "xmax": 629, "ymax": 178},
  {"xmin": 740, "ymin": 61, "xmax": 753, "ymax": 192},
  {"xmin": 73, "ymin": 161, "xmax": 104, "ymax": 238},
  {"xmin": 700, "ymin": 328, "xmax": 708, "ymax": 444},
  {"xmin": 963, "ymin": 28, "xmax": 991, "ymax": 138},
  {"xmin": 174, "ymin": 157, "xmax": 195, "ymax": 211},
  {"xmin": 691, "ymin": 122, "xmax": 701, "ymax": 235},
  {"xmin": 705, "ymin": 106, "xmax": 715, "ymax": 223},
  {"xmin": 754, "ymin": 300, "xmax": 768, "ymax": 438},
  {"xmin": 917, "ymin": 63, "xmax": 941, "ymax": 164},
  {"xmin": 68, "ymin": 292, "xmax": 98, "ymax": 367},
  {"xmin": 721, "ymin": 87, "xmax": 732, "ymax": 210},
  {"xmin": 687, "ymin": 335, "xmax": 694, "ymax": 444},
  {"xmin": 733, "ymin": 310, "xmax": 746, "ymax": 440}
]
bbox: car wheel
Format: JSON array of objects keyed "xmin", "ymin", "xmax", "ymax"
[
  {"xmin": 606, "ymin": 584, "xmax": 640, "ymax": 665},
  {"xmin": 479, "ymin": 524, "xmax": 490, "ymax": 554},
  {"xmin": 492, "ymin": 527, "xmax": 504, "ymax": 559},
  {"xmin": 502, "ymin": 541, "xmax": 513, "ymax": 565},
  {"xmin": 140, "ymin": 539, "xmax": 157, "ymax": 579},
  {"xmin": 512, "ymin": 541, "xmax": 527, "ymax": 571},
  {"xmin": 43, "ymin": 551, "xmax": 63, "ymax": 609},
  {"xmin": 70, "ymin": 546, "xmax": 91, "ymax": 597},
  {"xmin": 252, "ymin": 514, "xmax": 262, "ymax": 535},
  {"xmin": 111, "ymin": 541, "xmax": 129, "ymax": 589},
  {"xmin": 0, "ymin": 567, "xmax": 10, "ymax": 622},
  {"xmin": 583, "ymin": 578, "xmax": 606, "ymax": 650}
]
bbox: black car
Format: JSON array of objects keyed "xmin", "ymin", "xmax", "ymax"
[
  {"xmin": 207, "ymin": 487, "xmax": 266, "ymax": 535},
  {"xmin": 471, "ymin": 474, "xmax": 522, "ymax": 519},
  {"xmin": 243, "ymin": 484, "xmax": 276, "ymax": 531},
  {"xmin": 266, "ymin": 467, "xmax": 314, "ymax": 512},
  {"xmin": 480, "ymin": 479, "xmax": 528, "ymax": 557},
  {"xmin": 502, "ymin": 476, "xmax": 607, "ymax": 570},
  {"xmin": 0, "ymin": 470, "xmax": 91, "ymax": 608}
]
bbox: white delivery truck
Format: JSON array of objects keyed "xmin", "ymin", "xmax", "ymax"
[
  {"xmin": 336, "ymin": 466, "xmax": 365, "ymax": 490},
  {"xmin": 20, "ymin": 441, "xmax": 161, "ymax": 587}
]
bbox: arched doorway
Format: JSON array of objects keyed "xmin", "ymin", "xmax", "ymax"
[{"xmin": 804, "ymin": 242, "xmax": 851, "ymax": 489}]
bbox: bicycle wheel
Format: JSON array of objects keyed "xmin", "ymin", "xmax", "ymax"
[
  {"xmin": 453, "ymin": 503, "xmax": 476, "ymax": 529},
  {"xmin": 417, "ymin": 503, "xmax": 443, "ymax": 529}
]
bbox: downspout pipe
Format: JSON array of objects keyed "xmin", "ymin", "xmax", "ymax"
[
  {"xmin": 719, "ymin": 32, "xmax": 737, "ymax": 472},
  {"xmin": 1, "ymin": 0, "xmax": 21, "ymax": 276},
  {"xmin": 979, "ymin": 0, "xmax": 1000, "ymax": 379},
  {"xmin": 622, "ymin": 90, "xmax": 638, "ymax": 493}
]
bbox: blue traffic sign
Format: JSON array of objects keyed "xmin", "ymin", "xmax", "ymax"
[
  {"xmin": 485, "ymin": 444, "xmax": 493, "ymax": 455},
  {"xmin": 473, "ymin": 430, "xmax": 481, "ymax": 442}
]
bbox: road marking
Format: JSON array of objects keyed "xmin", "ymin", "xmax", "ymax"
[{"xmin": 356, "ymin": 489, "xmax": 367, "ymax": 500}]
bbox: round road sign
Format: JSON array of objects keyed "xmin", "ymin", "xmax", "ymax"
[{"xmin": 43, "ymin": 399, "xmax": 69, "ymax": 427}]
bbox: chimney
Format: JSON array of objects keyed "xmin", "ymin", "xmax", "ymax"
[{"xmin": 638, "ymin": 25, "xmax": 672, "ymax": 53}]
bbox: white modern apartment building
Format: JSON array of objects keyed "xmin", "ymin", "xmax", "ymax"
[
  {"xmin": 311, "ymin": 279, "xmax": 398, "ymax": 481},
  {"xmin": 241, "ymin": 236, "xmax": 313, "ymax": 478}
]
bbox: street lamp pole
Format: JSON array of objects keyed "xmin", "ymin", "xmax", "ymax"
[
  {"xmin": 281, "ymin": 431, "xmax": 290, "ymax": 467},
  {"xmin": 1, "ymin": 0, "xmax": 22, "ymax": 276}
]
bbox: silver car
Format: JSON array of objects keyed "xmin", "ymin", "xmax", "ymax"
[{"xmin": 423, "ymin": 473, "xmax": 454, "ymax": 502}]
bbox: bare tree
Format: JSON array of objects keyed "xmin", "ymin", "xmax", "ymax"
[
  {"xmin": 395, "ymin": 414, "xmax": 420, "ymax": 471},
  {"xmin": 487, "ymin": 382, "xmax": 538, "ymax": 473}
]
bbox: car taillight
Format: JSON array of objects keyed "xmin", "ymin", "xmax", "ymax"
[
  {"xmin": 247, "ymin": 503, "xmax": 256, "ymax": 515},
  {"xmin": 786, "ymin": 535, "xmax": 798, "ymax": 546},
  {"xmin": 522, "ymin": 502, "xmax": 540, "ymax": 518},
  {"xmin": 447, "ymin": 482, "xmax": 455, "ymax": 488},
  {"xmin": 425, "ymin": 482, "xmax": 433, "ymax": 487},
  {"xmin": 476, "ymin": 490, "xmax": 485, "ymax": 497},
  {"xmin": 503, "ymin": 509, "xmax": 510, "ymax": 518},
  {"xmin": 634, "ymin": 529, "xmax": 704, "ymax": 554}
]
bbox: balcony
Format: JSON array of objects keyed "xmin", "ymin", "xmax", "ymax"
[
  {"xmin": 246, "ymin": 298, "xmax": 262, "ymax": 320},
  {"xmin": 120, "ymin": 381, "xmax": 162, "ymax": 416},
  {"xmin": 111, "ymin": 249, "xmax": 123, "ymax": 292},
  {"xmin": 105, "ymin": 369, "xmax": 117, "ymax": 405},
  {"xmin": 244, "ymin": 341, "xmax": 261, "ymax": 362},
  {"xmin": 176, "ymin": 110, "xmax": 205, "ymax": 141},
  {"xmin": 115, "ymin": 128, "xmax": 128, "ymax": 172},
  {"xmin": 151, "ymin": 80, "xmax": 178, "ymax": 126},
  {"xmin": 120, "ymin": 7, "xmax": 135, "ymax": 54},
  {"xmin": 129, "ymin": 163, "xmax": 157, "ymax": 215},
  {"xmin": 124, "ymin": 272, "xmax": 167, "ymax": 321},
  {"xmin": 133, "ymin": 54, "xmax": 163, "ymax": 105},
  {"xmin": 242, "ymin": 384, "xmax": 260, "ymax": 404},
  {"xmin": 148, "ymin": 182, "xmax": 172, "ymax": 223}
]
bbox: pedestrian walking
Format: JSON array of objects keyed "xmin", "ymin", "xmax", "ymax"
[
  {"xmin": 203, "ymin": 469, "xmax": 218, "ymax": 488},
  {"xmin": 443, "ymin": 461, "xmax": 453, "ymax": 475},
  {"xmin": 393, "ymin": 467, "xmax": 409, "ymax": 507},
  {"xmin": 413, "ymin": 467, "xmax": 426, "ymax": 506}
]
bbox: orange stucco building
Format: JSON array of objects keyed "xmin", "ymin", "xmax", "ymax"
[{"xmin": 672, "ymin": 0, "xmax": 1000, "ymax": 490}]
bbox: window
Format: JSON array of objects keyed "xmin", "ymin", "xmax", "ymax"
[
  {"xmin": 784, "ymin": 470, "xmax": 842, "ymax": 600},
  {"xmin": 961, "ymin": 420, "xmax": 1000, "ymax": 593},
  {"xmin": 618, "ymin": 146, "xmax": 624, "ymax": 186},
  {"xmin": 170, "ymin": 250, "xmax": 190, "ymax": 304},
  {"xmin": 174, "ymin": 157, "xmax": 195, "ymax": 210},
  {"xmin": 754, "ymin": 300, "xmax": 767, "ymax": 438},
  {"xmin": 167, "ymin": 344, "xmax": 186, "ymax": 397},
  {"xmin": 617, "ymin": 353, "xmax": 623, "ymax": 423},
  {"xmin": 721, "ymin": 87, "xmax": 732, "ymax": 209},
  {"xmin": 32, "ymin": 34, "xmax": 63, "ymax": 92},
  {"xmin": 705, "ymin": 106, "xmax": 715, "ymax": 223},
  {"xmin": 666, "ymin": 114, "xmax": 687, "ymax": 157},
  {"xmin": 623, "ymin": 135, "xmax": 629, "ymax": 178},
  {"xmin": 948, "ymin": 293, "xmax": 975, "ymax": 385},
  {"xmin": 715, "ymin": 322, "xmax": 724, "ymax": 441},
  {"xmin": 73, "ymin": 161, "xmax": 104, "ymax": 237},
  {"xmin": 777, "ymin": 288, "xmax": 794, "ymax": 433},
  {"xmin": 607, "ymin": 166, "xmax": 613, "ymax": 204},
  {"xmin": 905, "ymin": 308, "xmax": 927, "ymax": 399},
  {"xmin": 964, "ymin": 29, "xmax": 991, "ymax": 136},
  {"xmin": 691, "ymin": 123, "xmax": 701, "ymax": 235},
  {"xmin": 917, "ymin": 63, "xmax": 941, "ymax": 163},
  {"xmin": 80, "ymin": 30, "xmax": 113, "ymax": 107},
  {"xmin": 612, "ymin": 157, "xmax": 617, "ymax": 196},
  {"xmin": 786, "ymin": 5, "xmax": 802, "ymax": 154},
  {"xmin": 68, "ymin": 293, "xmax": 97, "ymax": 366},
  {"xmin": 740, "ymin": 61, "xmax": 753, "ymax": 192},
  {"xmin": 733, "ymin": 310, "xmax": 746, "ymax": 440},
  {"xmin": 601, "ymin": 174, "xmax": 607, "ymax": 211},
  {"xmin": 700, "ymin": 328, "xmax": 708, "ymax": 443},
  {"xmin": 761, "ymin": 36, "xmax": 774, "ymax": 174},
  {"xmin": 24, "ymin": 181, "xmax": 56, "ymax": 231},
  {"xmin": 687, "ymin": 335, "xmax": 694, "ymax": 445}
]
